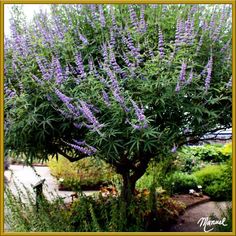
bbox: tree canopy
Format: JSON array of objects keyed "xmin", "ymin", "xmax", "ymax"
[{"xmin": 4, "ymin": 4, "xmax": 232, "ymax": 198}]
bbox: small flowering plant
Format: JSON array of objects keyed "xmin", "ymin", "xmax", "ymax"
[{"xmin": 4, "ymin": 4, "xmax": 232, "ymax": 202}]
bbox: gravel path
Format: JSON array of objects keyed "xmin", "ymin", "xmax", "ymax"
[{"xmin": 168, "ymin": 201, "xmax": 230, "ymax": 232}]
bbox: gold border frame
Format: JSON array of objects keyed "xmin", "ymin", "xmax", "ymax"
[{"xmin": 0, "ymin": 1, "xmax": 235, "ymax": 235}]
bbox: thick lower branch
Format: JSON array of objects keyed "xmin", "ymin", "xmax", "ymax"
[{"xmin": 57, "ymin": 148, "xmax": 88, "ymax": 162}]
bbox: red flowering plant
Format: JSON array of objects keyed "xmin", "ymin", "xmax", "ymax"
[{"xmin": 4, "ymin": 4, "xmax": 232, "ymax": 204}]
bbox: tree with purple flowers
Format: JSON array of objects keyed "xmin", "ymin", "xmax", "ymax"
[{"xmin": 4, "ymin": 4, "xmax": 232, "ymax": 205}]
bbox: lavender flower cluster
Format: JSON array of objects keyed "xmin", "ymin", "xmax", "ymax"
[
  {"xmin": 64, "ymin": 139, "xmax": 97, "ymax": 156},
  {"xmin": 75, "ymin": 53, "xmax": 86, "ymax": 79},
  {"xmin": 130, "ymin": 99, "xmax": 148, "ymax": 129},
  {"xmin": 79, "ymin": 100, "xmax": 103, "ymax": 131},
  {"xmin": 5, "ymin": 4, "xmax": 231, "ymax": 140},
  {"xmin": 204, "ymin": 55, "xmax": 213, "ymax": 91},
  {"xmin": 175, "ymin": 62, "xmax": 187, "ymax": 92},
  {"xmin": 158, "ymin": 28, "xmax": 165, "ymax": 59}
]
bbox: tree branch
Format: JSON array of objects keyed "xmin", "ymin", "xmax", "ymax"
[
  {"xmin": 57, "ymin": 148, "xmax": 88, "ymax": 162},
  {"xmin": 178, "ymin": 126, "xmax": 232, "ymax": 147}
]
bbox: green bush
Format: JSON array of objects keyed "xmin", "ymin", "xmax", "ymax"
[
  {"xmin": 186, "ymin": 144, "xmax": 231, "ymax": 163},
  {"xmin": 193, "ymin": 163, "xmax": 232, "ymax": 200},
  {"xmin": 68, "ymin": 192, "xmax": 185, "ymax": 232},
  {"xmin": 5, "ymin": 182, "xmax": 185, "ymax": 232},
  {"xmin": 136, "ymin": 156, "xmax": 177, "ymax": 190},
  {"xmin": 164, "ymin": 172, "xmax": 198, "ymax": 194},
  {"xmin": 47, "ymin": 156, "xmax": 120, "ymax": 191},
  {"xmin": 136, "ymin": 172, "xmax": 154, "ymax": 190},
  {"xmin": 173, "ymin": 143, "xmax": 232, "ymax": 174},
  {"xmin": 136, "ymin": 144, "xmax": 232, "ymax": 195}
]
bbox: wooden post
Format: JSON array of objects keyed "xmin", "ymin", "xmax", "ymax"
[{"xmin": 33, "ymin": 179, "xmax": 45, "ymax": 212}]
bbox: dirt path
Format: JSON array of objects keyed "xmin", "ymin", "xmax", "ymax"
[{"xmin": 167, "ymin": 201, "xmax": 230, "ymax": 232}]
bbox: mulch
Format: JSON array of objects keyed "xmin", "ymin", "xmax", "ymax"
[{"xmin": 171, "ymin": 194, "xmax": 210, "ymax": 209}]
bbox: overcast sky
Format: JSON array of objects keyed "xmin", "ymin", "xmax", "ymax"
[{"xmin": 4, "ymin": 4, "xmax": 51, "ymax": 36}]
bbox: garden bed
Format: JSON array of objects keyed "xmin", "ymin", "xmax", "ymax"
[
  {"xmin": 171, "ymin": 194, "xmax": 210, "ymax": 209},
  {"xmin": 58, "ymin": 181, "xmax": 112, "ymax": 191}
]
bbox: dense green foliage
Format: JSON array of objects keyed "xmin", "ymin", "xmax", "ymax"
[
  {"xmin": 193, "ymin": 162, "xmax": 232, "ymax": 200},
  {"xmin": 178, "ymin": 143, "xmax": 231, "ymax": 165},
  {"xmin": 5, "ymin": 184, "xmax": 185, "ymax": 232},
  {"xmin": 47, "ymin": 156, "xmax": 120, "ymax": 190},
  {"xmin": 136, "ymin": 142, "xmax": 232, "ymax": 200}
]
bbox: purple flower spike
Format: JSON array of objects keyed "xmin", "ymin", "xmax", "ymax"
[
  {"xmin": 73, "ymin": 139, "xmax": 86, "ymax": 146},
  {"xmin": 53, "ymin": 56, "xmax": 64, "ymax": 84},
  {"xmin": 126, "ymin": 118, "xmax": 148, "ymax": 130},
  {"xmin": 101, "ymin": 43, "xmax": 109, "ymax": 63},
  {"xmin": 220, "ymin": 39, "xmax": 231, "ymax": 52},
  {"xmin": 175, "ymin": 82, "xmax": 180, "ymax": 92},
  {"xmin": 55, "ymin": 88, "xmax": 72, "ymax": 104},
  {"xmin": 149, "ymin": 49, "xmax": 155, "ymax": 58},
  {"xmin": 122, "ymin": 52, "xmax": 134, "ymax": 68},
  {"xmin": 179, "ymin": 62, "xmax": 187, "ymax": 83},
  {"xmin": 175, "ymin": 62, "xmax": 187, "ymax": 91},
  {"xmin": 171, "ymin": 144, "xmax": 178, "ymax": 153},
  {"xmin": 79, "ymin": 100, "xmax": 101, "ymax": 129},
  {"xmin": 105, "ymin": 67, "xmax": 127, "ymax": 109},
  {"xmin": 111, "ymin": 8, "xmax": 118, "ymax": 31},
  {"xmin": 65, "ymin": 141, "xmax": 97, "ymax": 156},
  {"xmin": 36, "ymin": 56, "xmax": 52, "ymax": 81},
  {"xmin": 158, "ymin": 28, "xmax": 165, "ymax": 58},
  {"xmin": 65, "ymin": 65, "xmax": 70, "ymax": 80},
  {"xmin": 139, "ymin": 5, "xmax": 147, "ymax": 33},
  {"xmin": 32, "ymin": 74, "xmax": 44, "ymax": 85},
  {"xmin": 109, "ymin": 48, "xmax": 122, "ymax": 74},
  {"xmin": 186, "ymin": 69, "xmax": 193, "ymax": 85},
  {"xmin": 79, "ymin": 34, "xmax": 88, "ymax": 45},
  {"xmin": 128, "ymin": 5, "xmax": 138, "ymax": 29},
  {"xmin": 99, "ymin": 5, "xmax": 106, "ymax": 28},
  {"xmin": 205, "ymin": 55, "xmax": 213, "ymax": 91},
  {"xmin": 88, "ymin": 58, "xmax": 94, "ymax": 75},
  {"xmin": 175, "ymin": 19, "xmax": 183, "ymax": 48},
  {"xmin": 196, "ymin": 34, "xmax": 203, "ymax": 53},
  {"xmin": 75, "ymin": 53, "xmax": 85, "ymax": 79},
  {"xmin": 110, "ymin": 30, "xmax": 116, "ymax": 49},
  {"xmin": 73, "ymin": 123, "xmax": 83, "ymax": 129},
  {"xmin": 122, "ymin": 32, "xmax": 140, "ymax": 62},
  {"xmin": 131, "ymin": 99, "xmax": 145, "ymax": 122},
  {"xmin": 102, "ymin": 90, "xmax": 111, "ymax": 106}
]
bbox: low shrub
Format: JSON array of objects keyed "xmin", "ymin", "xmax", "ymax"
[
  {"xmin": 179, "ymin": 143, "xmax": 231, "ymax": 164},
  {"xmin": 163, "ymin": 172, "xmax": 198, "ymax": 194},
  {"xmin": 5, "ymin": 183, "xmax": 185, "ymax": 232},
  {"xmin": 136, "ymin": 156, "xmax": 177, "ymax": 190},
  {"xmin": 193, "ymin": 162, "xmax": 232, "ymax": 200},
  {"xmin": 137, "ymin": 144, "xmax": 232, "ymax": 195},
  {"xmin": 68, "ymin": 192, "xmax": 185, "ymax": 232},
  {"xmin": 47, "ymin": 156, "xmax": 119, "ymax": 191}
]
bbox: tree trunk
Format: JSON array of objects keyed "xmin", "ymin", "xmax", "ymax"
[{"xmin": 120, "ymin": 172, "xmax": 136, "ymax": 204}]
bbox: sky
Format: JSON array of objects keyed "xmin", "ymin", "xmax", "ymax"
[{"xmin": 4, "ymin": 4, "xmax": 51, "ymax": 36}]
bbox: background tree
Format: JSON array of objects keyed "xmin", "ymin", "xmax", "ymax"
[{"xmin": 4, "ymin": 4, "xmax": 232, "ymax": 202}]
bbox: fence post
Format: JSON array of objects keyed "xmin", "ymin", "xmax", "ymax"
[{"xmin": 33, "ymin": 179, "xmax": 45, "ymax": 212}]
